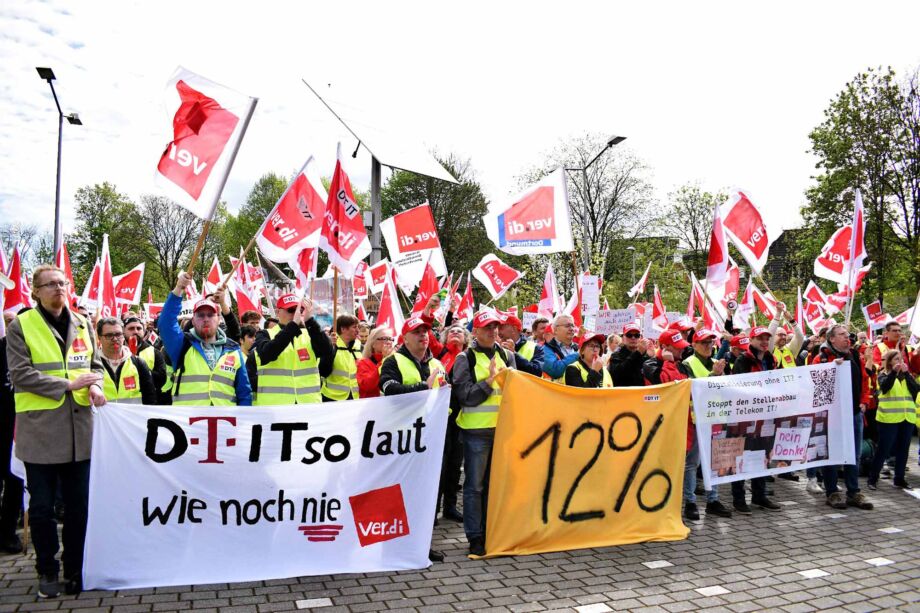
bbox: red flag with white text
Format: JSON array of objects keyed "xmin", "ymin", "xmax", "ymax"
[
  {"xmin": 256, "ymin": 156, "xmax": 327, "ymax": 262},
  {"xmin": 96, "ymin": 234, "xmax": 117, "ymax": 318},
  {"xmin": 319, "ymin": 143, "xmax": 372, "ymax": 277},
  {"xmin": 457, "ymin": 272, "xmax": 475, "ymax": 321},
  {"xmin": 472, "ymin": 253, "xmax": 522, "ymax": 300},
  {"xmin": 55, "ymin": 242, "xmax": 79, "ymax": 308},
  {"xmin": 721, "ymin": 189, "xmax": 777, "ymax": 274},
  {"xmin": 411, "ymin": 259, "xmax": 440, "ymax": 315},
  {"xmin": 113, "ymin": 262, "xmax": 146, "ymax": 306},
  {"xmin": 3, "ymin": 247, "xmax": 29, "ymax": 315}
]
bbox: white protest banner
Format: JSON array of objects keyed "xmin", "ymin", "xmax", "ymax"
[
  {"xmin": 84, "ymin": 390, "xmax": 449, "ymax": 589},
  {"xmin": 521, "ymin": 311, "xmax": 540, "ymax": 333},
  {"xmin": 581, "ymin": 274, "xmax": 600, "ymax": 317},
  {"xmin": 594, "ymin": 308, "xmax": 636, "ymax": 335},
  {"xmin": 691, "ymin": 362, "xmax": 854, "ymax": 489}
]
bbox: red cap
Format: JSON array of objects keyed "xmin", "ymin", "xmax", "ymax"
[
  {"xmin": 580, "ymin": 332, "xmax": 606, "ymax": 347},
  {"xmin": 659, "ymin": 329, "xmax": 689, "ymax": 350},
  {"xmin": 501, "ymin": 315, "xmax": 523, "ymax": 331},
  {"xmin": 692, "ymin": 328, "xmax": 718, "ymax": 342},
  {"xmin": 668, "ymin": 319, "xmax": 695, "ymax": 332},
  {"xmin": 750, "ymin": 326, "xmax": 772, "ymax": 339},
  {"xmin": 622, "ymin": 322, "xmax": 641, "ymax": 335},
  {"xmin": 276, "ymin": 293, "xmax": 299, "ymax": 310},
  {"xmin": 472, "ymin": 311, "xmax": 501, "ymax": 328},
  {"xmin": 401, "ymin": 316, "xmax": 430, "ymax": 335},
  {"xmin": 193, "ymin": 298, "xmax": 219, "ymax": 313},
  {"xmin": 730, "ymin": 335, "xmax": 750, "ymax": 349}
]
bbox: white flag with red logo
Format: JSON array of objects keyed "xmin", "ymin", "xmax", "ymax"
[
  {"xmin": 376, "ymin": 268, "xmax": 405, "ymax": 334},
  {"xmin": 845, "ymin": 189, "xmax": 868, "ymax": 286},
  {"xmin": 155, "ymin": 67, "xmax": 257, "ymax": 219},
  {"xmin": 824, "ymin": 290, "xmax": 848, "ymax": 316},
  {"xmin": 411, "ymin": 259, "xmax": 440, "ymax": 315},
  {"xmin": 803, "ymin": 281, "xmax": 828, "ymax": 309},
  {"xmin": 750, "ymin": 283, "xmax": 776, "ymax": 319},
  {"xmin": 722, "ymin": 259, "xmax": 740, "ymax": 309},
  {"xmin": 456, "ymin": 272, "xmax": 475, "ymax": 321},
  {"xmin": 472, "ymin": 254, "xmax": 522, "ymax": 300},
  {"xmin": 538, "ymin": 262, "xmax": 562, "ymax": 317},
  {"xmin": 483, "ymin": 168, "xmax": 573, "ymax": 255},
  {"xmin": 652, "ymin": 285, "xmax": 668, "ymax": 330},
  {"xmin": 319, "ymin": 143, "xmax": 372, "ymax": 278},
  {"xmin": 814, "ymin": 225, "xmax": 858, "ymax": 284},
  {"xmin": 80, "ymin": 260, "xmax": 100, "ymax": 310},
  {"xmin": 861, "ymin": 301, "xmax": 890, "ymax": 330},
  {"xmin": 910, "ymin": 291, "xmax": 920, "ymax": 338},
  {"xmin": 96, "ymin": 234, "xmax": 117, "ymax": 318},
  {"xmin": 288, "ymin": 248, "xmax": 318, "ymax": 296},
  {"xmin": 380, "ymin": 203, "xmax": 447, "ymax": 291},
  {"xmin": 3, "ymin": 246, "xmax": 29, "ymax": 315},
  {"xmin": 352, "ymin": 261, "xmax": 369, "ymax": 300},
  {"xmin": 720, "ymin": 189, "xmax": 778, "ymax": 275},
  {"xmin": 563, "ymin": 286, "xmax": 583, "ymax": 329},
  {"xmin": 356, "ymin": 301, "xmax": 369, "ymax": 323},
  {"xmin": 364, "ymin": 260, "xmax": 391, "ymax": 295},
  {"xmin": 705, "ymin": 199, "xmax": 729, "ymax": 288},
  {"xmin": 627, "ymin": 261, "xmax": 652, "ymax": 299},
  {"xmin": 734, "ymin": 279, "xmax": 755, "ymax": 328},
  {"xmin": 256, "ymin": 156, "xmax": 327, "ymax": 263},
  {"xmin": 113, "ymin": 262, "xmax": 146, "ymax": 306},
  {"xmin": 55, "ymin": 241, "xmax": 79, "ymax": 308}
]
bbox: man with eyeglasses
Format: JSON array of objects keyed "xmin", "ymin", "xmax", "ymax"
[
  {"xmin": 609, "ymin": 323, "xmax": 649, "ymax": 387},
  {"xmin": 161, "ymin": 272, "xmax": 252, "ymax": 407},
  {"xmin": 247, "ymin": 294, "xmax": 331, "ymax": 406},
  {"xmin": 5, "ymin": 264, "xmax": 105, "ymax": 597},
  {"xmin": 123, "ymin": 316, "xmax": 169, "ymax": 404},
  {"xmin": 873, "ymin": 321, "xmax": 914, "ymax": 375},
  {"xmin": 542, "ymin": 314, "xmax": 579, "ymax": 382},
  {"xmin": 96, "ymin": 318, "xmax": 157, "ymax": 405}
]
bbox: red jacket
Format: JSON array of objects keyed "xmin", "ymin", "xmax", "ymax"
[
  {"xmin": 356, "ymin": 355, "xmax": 383, "ymax": 398},
  {"xmin": 654, "ymin": 351, "xmax": 693, "ymax": 450}
]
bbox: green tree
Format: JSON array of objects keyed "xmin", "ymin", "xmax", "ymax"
[{"xmin": 68, "ymin": 182, "xmax": 141, "ymax": 287}]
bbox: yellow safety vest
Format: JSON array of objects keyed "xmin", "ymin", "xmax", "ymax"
[
  {"xmin": 571, "ymin": 361, "xmax": 613, "ymax": 388},
  {"xmin": 518, "ymin": 340, "xmax": 536, "ymax": 362},
  {"xmin": 139, "ymin": 345, "xmax": 155, "ymax": 370},
  {"xmin": 773, "ymin": 346, "xmax": 795, "ymax": 369},
  {"xmin": 254, "ymin": 325, "xmax": 322, "ymax": 405},
  {"xmin": 456, "ymin": 348, "xmax": 507, "ymax": 430},
  {"xmin": 102, "ymin": 357, "xmax": 143, "ymax": 404},
  {"xmin": 392, "ymin": 352, "xmax": 445, "ymax": 388},
  {"xmin": 15, "ymin": 309, "xmax": 94, "ymax": 412},
  {"xmin": 321, "ymin": 338, "xmax": 362, "ymax": 401},
  {"xmin": 877, "ymin": 377, "xmax": 917, "ymax": 424},
  {"xmin": 172, "ymin": 346, "xmax": 242, "ymax": 406},
  {"xmin": 682, "ymin": 354, "xmax": 712, "ymax": 379}
]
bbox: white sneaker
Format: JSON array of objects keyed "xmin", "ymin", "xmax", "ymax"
[{"xmin": 806, "ymin": 478, "xmax": 824, "ymax": 494}]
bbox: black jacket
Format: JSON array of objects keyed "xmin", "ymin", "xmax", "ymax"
[
  {"xmin": 566, "ymin": 359, "xmax": 604, "ymax": 388},
  {"xmin": 102, "ymin": 355, "xmax": 158, "ymax": 405},
  {"xmin": 608, "ymin": 346, "xmax": 646, "ymax": 387},
  {"xmin": 877, "ymin": 370, "xmax": 920, "ymax": 399},
  {"xmin": 379, "ymin": 345, "xmax": 436, "ymax": 396},
  {"xmin": 246, "ymin": 318, "xmax": 333, "ymax": 390},
  {"xmin": 813, "ymin": 343, "xmax": 864, "ymax": 414}
]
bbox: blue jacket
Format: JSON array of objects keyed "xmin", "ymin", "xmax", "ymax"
[
  {"xmin": 542, "ymin": 338, "xmax": 579, "ymax": 379},
  {"xmin": 160, "ymin": 293, "xmax": 252, "ymax": 406}
]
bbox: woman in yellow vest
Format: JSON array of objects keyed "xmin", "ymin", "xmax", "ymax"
[
  {"xmin": 564, "ymin": 332, "xmax": 613, "ymax": 388},
  {"xmin": 319, "ymin": 314, "xmax": 362, "ymax": 401},
  {"xmin": 96, "ymin": 318, "xmax": 157, "ymax": 405},
  {"xmin": 867, "ymin": 350, "xmax": 920, "ymax": 490}
]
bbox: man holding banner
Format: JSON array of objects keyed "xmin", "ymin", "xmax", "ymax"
[{"xmin": 451, "ymin": 311, "xmax": 517, "ymax": 555}]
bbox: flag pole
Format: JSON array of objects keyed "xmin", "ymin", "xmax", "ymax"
[
  {"xmin": 185, "ymin": 96, "xmax": 258, "ymax": 275},
  {"xmin": 332, "ymin": 267, "xmax": 339, "ymax": 328},
  {"xmin": 218, "ymin": 236, "xmax": 258, "ymax": 290}
]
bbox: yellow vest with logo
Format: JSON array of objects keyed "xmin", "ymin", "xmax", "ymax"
[
  {"xmin": 321, "ymin": 338, "xmax": 362, "ymax": 401},
  {"xmin": 682, "ymin": 354, "xmax": 712, "ymax": 379},
  {"xmin": 172, "ymin": 346, "xmax": 241, "ymax": 406},
  {"xmin": 518, "ymin": 340, "xmax": 536, "ymax": 362},
  {"xmin": 102, "ymin": 357, "xmax": 144, "ymax": 404},
  {"xmin": 15, "ymin": 309, "xmax": 94, "ymax": 412},
  {"xmin": 392, "ymin": 352, "xmax": 445, "ymax": 388},
  {"xmin": 456, "ymin": 348, "xmax": 507, "ymax": 430},
  {"xmin": 877, "ymin": 377, "xmax": 917, "ymax": 424},
  {"xmin": 254, "ymin": 325, "xmax": 322, "ymax": 405},
  {"xmin": 773, "ymin": 346, "xmax": 795, "ymax": 369},
  {"xmin": 571, "ymin": 360, "xmax": 613, "ymax": 388}
]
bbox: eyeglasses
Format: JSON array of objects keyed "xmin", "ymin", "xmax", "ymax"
[
  {"xmin": 285, "ymin": 307, "xmax": 297, "ymax": 314},
  {"xmin": 624, "ymin": 333, "xmax": 641, "ymax": 339},
  {"xmin": 38, "ymin": 280, "xmax": 70, "ymax": 289},
  {"xmin": 377, "ymin": 337, "xmax": 394, "ymax": 343},
  {"xmin": 100, "ymin": 333, "xmax": 124, "ymax": 341},
  {"xmin": 559, "ymin": 323, "xmax": 576, "ymax": 328}
]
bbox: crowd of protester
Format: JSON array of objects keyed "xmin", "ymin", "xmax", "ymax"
[{"xmin": 1, "ymin": 264, "xmax": 919, "ymax": 597}]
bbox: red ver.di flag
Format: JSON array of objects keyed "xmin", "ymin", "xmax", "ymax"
[
  {"xmin": 720, "ymin": 189, "xmax": 779, "ymax": 275},
  {"xmin": 113, "ymin": 263, "xmax": 146, "ymax": 306},
  {"xmin": 482, "ymin": 168, "xmax": 573, "ymax": 256},
  {"xmin": 472, "ymin": 254, "xmax": 522, "ymax": 300},
  {"xmin": 155, "ymin": 67, "xmax": 257, "ymax": 219},
  {"xmin": 256, "ymin": 156, "xmax": 327, "ymax": 263},
  {"xmin": 380, "ymin": 203, "xmax": 447, "ymax": 292},
  {"xmin": 319, "ymin": 143, "xmax": 372, "ymax": 277}
]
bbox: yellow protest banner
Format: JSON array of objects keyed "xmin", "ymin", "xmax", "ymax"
[{"xmin": 483, "ymin": 371, "xmax": 690, "ymax": 557}]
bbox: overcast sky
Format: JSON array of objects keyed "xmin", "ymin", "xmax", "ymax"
[{"xmin": 2, "ymin": 1, "xmax": 919, "ymax": 244}]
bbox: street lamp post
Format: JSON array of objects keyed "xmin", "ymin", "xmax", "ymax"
[
  {"xmin": 36, "ymin": 67, "xmax": 82, "ymax": 255},
  {"xmin": 626, "ymin": 245, "xmax": 636, "ymax": 285}
]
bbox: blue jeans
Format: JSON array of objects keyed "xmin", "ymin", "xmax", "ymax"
[
  {"xmin": 824, "ymin": 412, "xmax": 863, "ymax": 497},
  {"xmin": 24, "ymin": 461, "xmax": 90, "ymax": 577},
  {"xmin": 462, "ymin": 429, "xmax": 494, "ymax": 540},
  {"xmin": 684, "ymin": 438, "xmax": 718, "ymax": 504},
  {"xmin": 870, "ymin": 420, "xmax": 914, "ymax": 483}
]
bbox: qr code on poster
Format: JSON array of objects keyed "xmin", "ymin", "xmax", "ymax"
[{"xmin": 811, "ymin": 368, "xmax": 837, "ymax": 408}]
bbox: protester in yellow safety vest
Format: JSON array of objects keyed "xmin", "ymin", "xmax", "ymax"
[
  {"xmin": 319, "ymin": 314, "xmax": 362, "ymax": 401},
  {"xmin": 767, "ymin": 303, "xmax": 804, "ymax": 369},
  {"xmin": 377, "ymin": 316, "xmax": 448, "ymax": 563},
  {"xmin": 123, "ymin": 316, "xmax": 169, "ymax": 404},
  {"xmin": 451, "ymin": 310, "xmax": 517, "ymax": 556},
  {"xmin": 96, "ymin": 317, "xmax": 157, "ymax": 405},
  {"xmin": 160, "ymin": 272, "xmax": 252, "ymax": 406},
  {"xmin": 872, "ymin": 321, "xmax": 914, "ymax": 374},
  {"xmin": 247, "ymin": 294, "xmax": 332, "ymax": 406},
  {"xmin": 5, "ymin": 264, "xmax": 106, "ymax": 598},
  {"xmin": 498, "ymin": 314, "xmax": 544, "ymax": 376},
  {"xmin": 565, "ymin": 332, "xmax": 613, "ymax": 388},
  {"xmin": 679, "ymin": 329, "xmax": 732, "ymax": 520},
  {"xmin": 867, "ymin": 350, "xmax": 920, "ymax": 490}
]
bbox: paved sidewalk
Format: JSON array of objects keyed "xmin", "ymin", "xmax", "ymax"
[{"xmin": 2, "ymin": 471, "xmax": 920, "ymax": 612}]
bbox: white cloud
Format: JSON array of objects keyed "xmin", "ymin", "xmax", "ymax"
[{"xmin": 1, "ymin": 0, "xmax": 919, "ymax": 247}]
